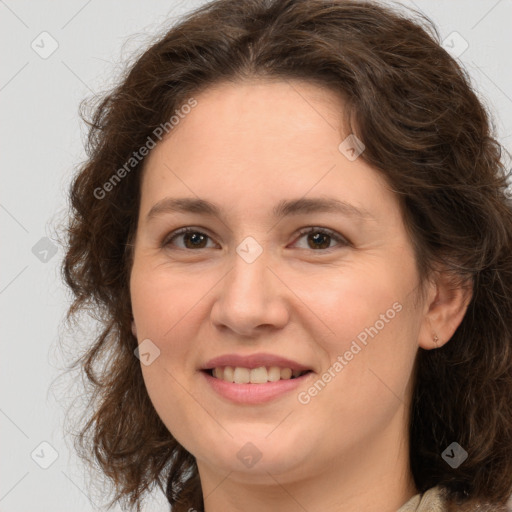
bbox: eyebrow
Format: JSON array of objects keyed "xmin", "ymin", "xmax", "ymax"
[{"xmin": 146, "ymin": 196, "xmax": 374, "ymax": 222}]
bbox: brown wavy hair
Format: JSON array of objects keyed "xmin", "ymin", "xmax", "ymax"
[{"xmin": 60, "ymin": 0, "xmax": 512, "ymax": 510}]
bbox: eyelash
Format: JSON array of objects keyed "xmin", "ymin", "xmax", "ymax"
[{"xmin": 161, "ymin": 226, "xmax": 349, "ymax": 252}]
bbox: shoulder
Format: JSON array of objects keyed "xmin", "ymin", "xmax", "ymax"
[
  {"xmin": 397, "ymin": 486, "xmax": 446, "ymax": 512},
  {"xmin": 398, "ymin": 486, "xmax": 508, "ymax": 512}
]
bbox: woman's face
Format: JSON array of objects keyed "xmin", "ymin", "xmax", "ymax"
[{"xmin": 130, "ymin": 79, "xmax": 428, "ymax": 486}]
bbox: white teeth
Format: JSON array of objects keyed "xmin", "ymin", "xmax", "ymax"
[
  {"xmin": 268, "ymin": 366, "xmax": 281, "ymax": 382},
  {"xmin": 223, "ymin": 366, "xmax": 234, "ymax": 383},
  {"xmin": 280, "ymin": 368, "xmax": 292, "ymax": 380},
  {"xmin": 211, "ymin": 366, "xmax": 307, "ymax": 383},
  {"xmin": 250, "ymin": 367, "xmax": 268, "ymax": 384},
  {"xmin": 233, "ymin": 367, "xmax": 250, "ymax": 384}
]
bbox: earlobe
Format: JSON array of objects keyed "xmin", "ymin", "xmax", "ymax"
[
  {"xmin": 420, "ymin": 318, "xmax": 441, "ymax": 350},
  {"xmin": 418, "ymin": 271, "xmax": 473, "ymax": 350},
  {"xmin": 131, "ymin": 320, "xmax": 137, "ymax": 338}
]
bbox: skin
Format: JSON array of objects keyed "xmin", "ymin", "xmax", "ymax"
[{"xmin": 129, "ymin": 79, "xmax": 471, "ymax": 512}]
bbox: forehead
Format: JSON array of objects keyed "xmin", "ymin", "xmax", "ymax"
[
  {"xmin": 144, "ymin": 78, "xmax": 348, "ymax": 171},
  {"xmin": 138, "ymin": 79, "xmax": 397, "ymax": 226}
]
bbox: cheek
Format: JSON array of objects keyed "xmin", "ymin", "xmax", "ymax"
[
  {"xmin": 130, "ymin": 268, "xmax": 206, "ymax": 419},
  {"xmin": 130, "ymin": 267, "xmax": 209, "ymax": 451},
  {"xmin": 293, "ymin": 262, "xmax": 419, "ymax": 413},
  {"xmin": 285, "ymin": 259, "xmax": 412, "ymax": 348},
  {"xmin": 130, "ymin": 261, "xmax": 205, "ymax": 341},
  {"xmin": 129, "ymin": 260, "xmax": 218, "ymax": 418}
]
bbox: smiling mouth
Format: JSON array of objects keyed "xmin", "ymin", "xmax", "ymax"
[{"xmin": 204, "ymin": 366, "xmax": 313, "ymax": 384}]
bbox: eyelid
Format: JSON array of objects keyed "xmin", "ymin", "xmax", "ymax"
[
  {"xmin": 161, "ymin": 226, "xmax": 219, "ymax": 249},
  {"xmin": 161, "ymin": 225, "xmax": 350, "ymax": 250},
  {"xmin": 293, "ymin": 226, "xmax": 350, "ymax": 249}
]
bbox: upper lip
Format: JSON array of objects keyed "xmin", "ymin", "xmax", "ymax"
[{"xmin": 201, "ymin": 352, "xmax": 312, "ymax": 371}]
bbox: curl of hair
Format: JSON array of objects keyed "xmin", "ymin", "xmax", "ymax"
[{"xmin": 61, "ymin": 0, "xmax": 512, "ymax": 510}]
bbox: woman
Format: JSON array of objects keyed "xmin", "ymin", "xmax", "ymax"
[{"xmin": 62, "ymin": 0, "xmax": 512, "ymax": 511}]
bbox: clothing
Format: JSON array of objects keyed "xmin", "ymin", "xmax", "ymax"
[{"xmin": 397, "ymin": 486, "xmax": 446, "ymax": 512}]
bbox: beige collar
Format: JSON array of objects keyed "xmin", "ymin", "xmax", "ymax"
[{"xmin": 397, "ymin": 486, "xmax": 445, "ymax": 512}]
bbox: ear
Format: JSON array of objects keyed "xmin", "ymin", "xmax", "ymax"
[
  {"xmin": 417, "ymin": 269, "xmax": 473, "ymax": 350},
  {"xmin": 131, "ymin": 320, "xmax": 138, "ymax": 338}
]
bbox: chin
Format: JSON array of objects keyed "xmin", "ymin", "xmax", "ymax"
[
  {"xmin": 203, "ymin": 451, "xmax": 307, "ymax": 483},
  {"xmin": 193, "ymin": 430, "xmax": 313, "ymax": 479}
]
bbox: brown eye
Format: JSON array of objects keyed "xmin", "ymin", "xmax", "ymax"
[
  {"xmin": 162, "ymin": 228, "xmax": 216, "ymax": 250},
  {"xmin": 292, "ymin": 227, "xmax": 349, "ymax": 251},
  {"xmin": 162, "ymin": 226, "xmax": 349, "ymax": 252}
]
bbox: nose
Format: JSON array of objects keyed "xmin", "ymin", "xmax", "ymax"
[{"xmin": 210, "ymin": 247, "xmax": 290, "ymax": 337}]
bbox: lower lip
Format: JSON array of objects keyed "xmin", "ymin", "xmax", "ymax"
[{"xmin": 201, "ymin": 370, "xmax": 313, "ymax": 404}]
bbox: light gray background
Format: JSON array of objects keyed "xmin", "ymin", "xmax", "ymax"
[{"xmin": 1, "ymin": 1, "xmax": 511, "ymax": 511}]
